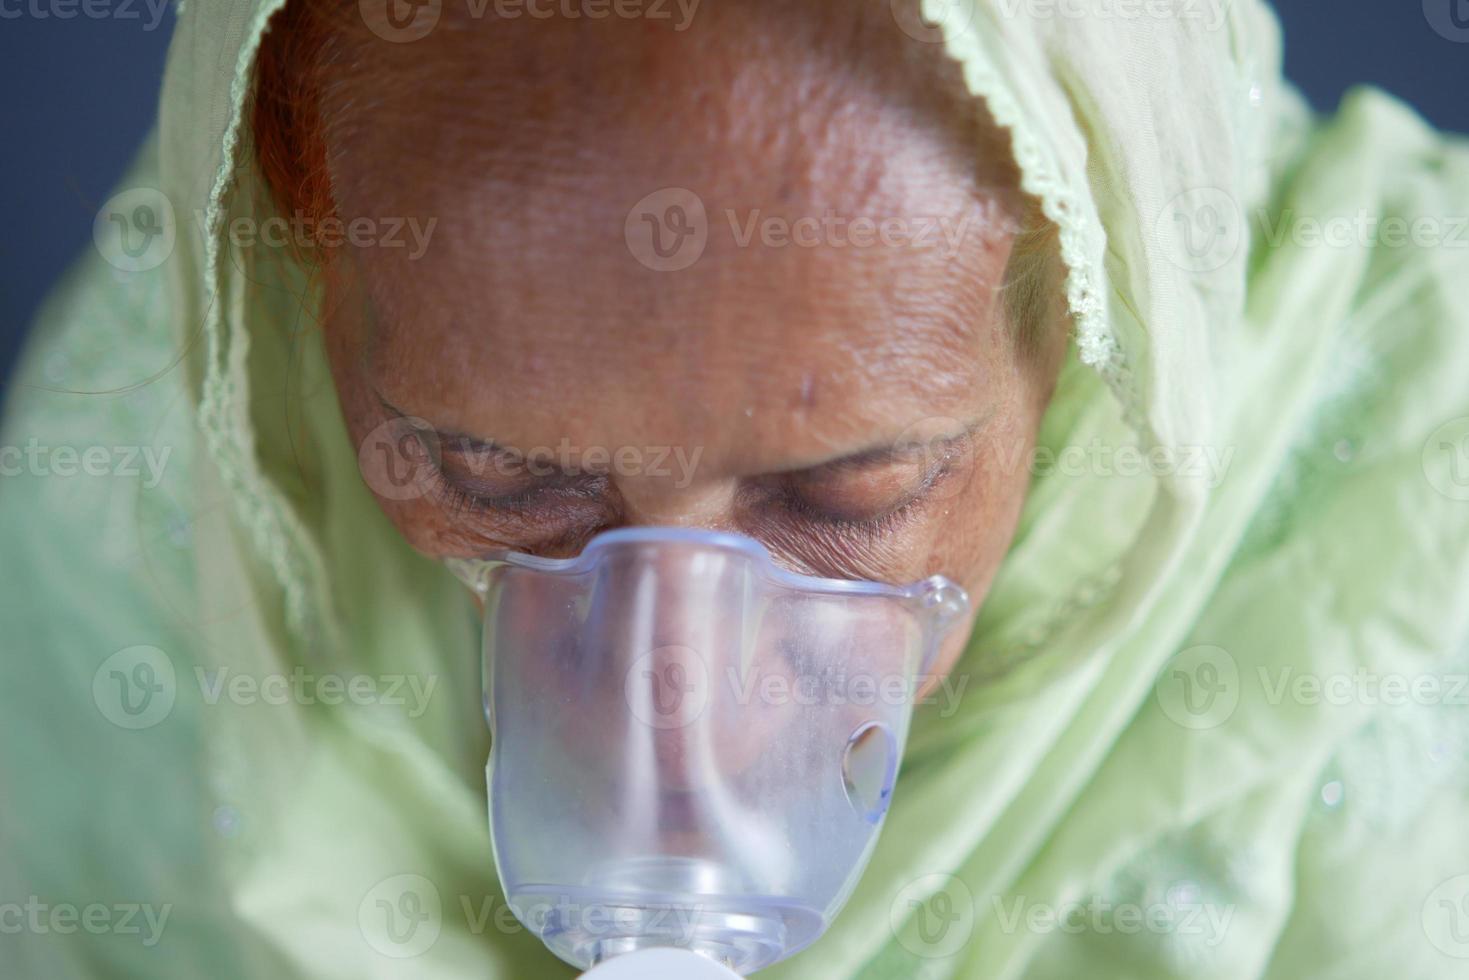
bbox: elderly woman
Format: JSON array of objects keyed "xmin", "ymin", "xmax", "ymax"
[{"xmin": 3, "ymin": 0, "xmax": 1467, "ymax": 977}]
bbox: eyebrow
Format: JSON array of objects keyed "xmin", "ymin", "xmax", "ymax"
[
  {"xmin": 796, "ymin": 440, "xmax": 944, "ymax": 476},
  {"xmin": 379, "ymin": 395, "xmax": 518, "ymax": 458},
  {"xmin": 378, "ymin": 393, "xmax": 989, "ymax": 481},
  {"xmin": 378, "ymin": 395, "xmax": 595, "ymax": 492},
  {"xmin": 781, "ymin": 411, "xmax": 994, "ymax": 478}
]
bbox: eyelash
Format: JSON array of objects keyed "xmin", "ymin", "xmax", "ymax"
[
  {"xmin": 428, "ymin": 473, "xmax": 534, "ymax": 517},
  {"xmin": 419, "ymin": 447, "xmax": 947, "ymax": 545},
  {"xmin": 772, "ymin": 448, "xmax": 958, "ymax": 539},
  {"xmin": 424, "ymin": 471, "xmax": 614, "ymax": 558},
  {"xmin": 427, "ymin": 470, "xmax": 609, "ymax": 523},
  {"xmin": 772, "ymin": 485, "xmax": 926, "ymax": 539}
]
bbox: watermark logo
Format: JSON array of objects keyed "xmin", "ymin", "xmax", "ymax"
[
  {"xmin": 93, "ymin": 188, "xmax": 176, "ymax": 273},
  {"xmin": 891, "ymin": 0, "xmax": 976, "ymax": 44},
  {"xmin": 891, "ymin": 873, "xmax": 975, "ymax": 958},
  {"xmin": 1424, "ymin": 0, "xmax": 1469, "ymax": 42},
  {"xmin": 359, "ymin": 874, "xmax": 444, "ymax": 957},
  {"xmin": 625, "ymin": 645, "xmax": 711, "ymax": 730},
  {"xmin": 891, "ymin": 415, "xmax": 981, "ymax": 505},
  {"xmin": 92, "ymin": 646, "xmax": 177, "ymax": 730},
  {"xmin": 1423, "ymin": 874, "xmax": 1469, "ymax": 958},
  {"xmin": 1423, "ymin": 417, "xmax": 1469, "ymax": 502},
  {"xmin": 625, "ymin": 187, "xmax": 708, "ymax": 272},
  {"xmin": 360, "ymin": 0, "xmax": 442, "ymax": 41},
  {"xmin": 1154, "ymin": 644, "xmax": 1239, "ymax": 730},
  {"xmin": 357, "ymin": 416, "xmax": 443, "ymax": 502},
  {"xmin": 1156, "ymin": 187, "xmax": 1243, "ymax": 274}
]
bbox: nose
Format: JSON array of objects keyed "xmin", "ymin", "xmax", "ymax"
[
  {"xmin": 612, "ymin": 472, "xmax": 737, "ymax": 530},
  {"xmin": 584, "ymin": 530, "xmax": 744, "ymax": 652},
  {"xmin": 573, "ymin": 534, "xmax": 760, "ymax": 794}
]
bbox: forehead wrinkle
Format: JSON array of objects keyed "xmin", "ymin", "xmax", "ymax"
[
  {"xmin": 353, "ymin": 195, "xmax": 1001, "ymax": 419},
  {"xmin": 323, "ymin": 0, "xmax": 1014, "ymax": 218}
]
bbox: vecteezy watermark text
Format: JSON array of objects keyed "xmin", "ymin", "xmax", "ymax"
[
  {"xmin": 216, "ymin": 210, "xmax": 438, "ymax": 261},
  {"xmin": 1257, "ymin": 666, "xmax": 1469, "ymax": 708},
  {"xmin": 357, "ymin": 874, "xmax": 707, "ymax": 958},
  {"xmin": 725, "ymin": 667, "xmax": 970, "ymax": 718},
  {"xmin": 624, "ymin": 188, "xmax": 1009, "ymax": 272},
  {"xmin": 0, "ymin": 439, "xmax": 171, "ymax": 489},
  {"xmin": 992, "ymin": 893, "xmax": 1235, "ymax": 946},
  {"xmin": 92, "ymin": 646, "xmax": 443, "ymax": 730},
  {"xmin": 358, "ymin": 0, "xmax": 702, "ymax": 44},
  {"xmin": 195, "ymin": 666, "xmax": 440, "ymax": 719},
  {"xmin": 0, "ymin": 897, "xmax": 171, "ymax": 947},
  {"xmin": 724, "ymin": 209, "xmax": 984, "ymax": 259},
  {"xmin": 0, "ymin": 0, "xmax": 170, "ymax": 30},
  {"xmin": 357, "ymin": 415, "xmax": 708, "ymax": 502}
]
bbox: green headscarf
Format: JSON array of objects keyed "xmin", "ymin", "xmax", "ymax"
[{"xmin": 4, "ymin": 0, "xmax": 1469, "ymax": 977}]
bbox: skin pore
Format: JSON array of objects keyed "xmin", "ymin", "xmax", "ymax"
[{"xmin": 271, "ymin": 0, "xmax": 1070, "ymax": 679}]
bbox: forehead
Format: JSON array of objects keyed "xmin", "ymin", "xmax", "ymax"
[
  {"xmin": 351, "ymin": 222, "xmax": 1008, "ymax": 469},
  {"xmin": 319, "ymin": 6, "xmax": 1019, "ymax": 464}
]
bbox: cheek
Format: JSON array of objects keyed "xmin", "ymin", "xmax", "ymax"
[
  {"xmin": 934, "ymin": 432, "xmax": 1035, "ymax": 592},
  {"xmin": 920, "ymin": 407, "xmax": 1046, "ymax": 677}
]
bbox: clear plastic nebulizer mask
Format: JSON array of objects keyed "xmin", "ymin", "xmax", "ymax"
[{"xmin": 449, "ymin": 527, "xmax": 968, "ymax": 976}]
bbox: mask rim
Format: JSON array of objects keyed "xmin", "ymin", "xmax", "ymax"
[{"xmin": 445, "ymin": 526, "xmax": 970, "ymax": 629}]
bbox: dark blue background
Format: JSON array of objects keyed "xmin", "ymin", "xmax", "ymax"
[{"xmin": 2, "ymin": 1, "xmax": 1466, "ymax": 389}]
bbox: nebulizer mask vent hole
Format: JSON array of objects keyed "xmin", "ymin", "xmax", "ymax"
[{"xmin": 841, "ymin": 722, "xmax": 898, "ymax": 824}]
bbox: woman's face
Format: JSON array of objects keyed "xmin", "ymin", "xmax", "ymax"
[{"xmin": 306, "ymin": 3, "xmax": 1067, "ymax": 676}]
